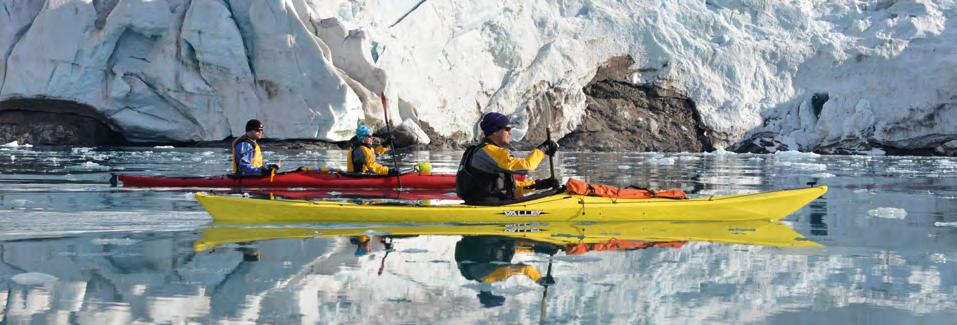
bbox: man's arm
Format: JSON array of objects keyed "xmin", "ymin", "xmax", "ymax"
[
  {"xmin": 474, "ymin": 145, "xmax": 545, "ymax": 175},
  {"xmin": 363, "ymin": 147, "xmax": 392, "ymax": 175}
]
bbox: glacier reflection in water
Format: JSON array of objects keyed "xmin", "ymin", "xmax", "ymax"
[{"xmin": 0, "ymin": 146, "xmax": 956, "ymax": 323}]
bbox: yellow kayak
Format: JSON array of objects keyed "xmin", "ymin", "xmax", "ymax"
[
  {"xmin": 193, "ymin": 220, "xmax": 820, "ymax": 252},
  {"xmin": 194, "ymin": 185, "xmax": 826, "ymax": 224}
]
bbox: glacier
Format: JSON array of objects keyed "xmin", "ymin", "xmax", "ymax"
[{"xmin": 0, "ymin": 0, "xmax": 955, "ymax": 154}]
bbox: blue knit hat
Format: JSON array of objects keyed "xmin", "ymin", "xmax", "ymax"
[
  {"xmin": 480, "ymin": 112, "xmax": 511, "ymax": 136},
  {"xmin": 356, "ymin": 123, "xmax": 372, "ymax": 140}
]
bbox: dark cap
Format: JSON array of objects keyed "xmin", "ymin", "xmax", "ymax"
[
  {"xmin": 477, "ymin": 291, "xmax": 505, "ymax": 308},
  {"xmin": 245, "ymin": 119, "xmax": 264, "ymax": 132},
  {"xmin": 480, "ymin": 112, "xmax": 511, "ymax": 136}
]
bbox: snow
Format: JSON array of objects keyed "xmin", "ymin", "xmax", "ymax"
[{"xmin": 0, "ymin": 1, "xmax": 955, "ymax": 151}]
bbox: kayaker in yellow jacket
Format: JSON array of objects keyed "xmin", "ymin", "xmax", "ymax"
[
  {"xmin": 232, "ymin": 119, "xmax": 279, "ymax": 176},
  {"xmin": 456, "ymin": 112, "xmax": 559, "ymax": 204},
  {"xmin": 347, "ymin": 123, "xmax": 395, "ymax": 175}
]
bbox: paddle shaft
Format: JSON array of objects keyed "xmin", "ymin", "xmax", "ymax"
[
  {"xmin": 380, "ymin": 92, "xmax": 403, "ymax": 189},
  {"xmin": 539, "ymin": 257, "xmax": 554, "ymax": 325},
  {"xmin": 544, "ymin": 102, "xmax": 556, "ymax": 184}
]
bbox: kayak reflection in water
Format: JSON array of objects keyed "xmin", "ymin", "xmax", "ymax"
[
  {"xmin": 232, "ymin": 119, "xmax": 280, "ymax": 176},
  {"xmin": 455, "ymin": 236, "xmax": 559, "ymax": 308},
  {"xmin": 456, "ymin": 112, "xmax": 560, "ymax": 205}
]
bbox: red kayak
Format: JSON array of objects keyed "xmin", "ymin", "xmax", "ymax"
[
  {"xmin": 245, "ymin": 189, "xmax": 458, "ymax": 200},
  {"xmin": 113, "ymin": 171, "xmax": 457, "ymax": 189}
]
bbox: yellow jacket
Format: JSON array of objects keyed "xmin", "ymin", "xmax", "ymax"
[
  {"xmin": 479, "ymin": 264, "xmax": 543, "ymax": 283},
  {"xmin": 348, "ymin": 144, "xmax": 391, "ymax": 175},
  {"xmin": 471, "ymin": 143, "xmax": 545, "ymax": 194}
]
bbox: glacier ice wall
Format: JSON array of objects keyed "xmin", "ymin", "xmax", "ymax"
[{"xmin": 1, "ymin": 0, "xmax": 955, "ymax": 153}]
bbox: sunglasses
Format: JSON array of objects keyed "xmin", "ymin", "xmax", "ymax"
[{"xmin": 503, "ymin": 126, "xmax": 512, "ymax": 132}]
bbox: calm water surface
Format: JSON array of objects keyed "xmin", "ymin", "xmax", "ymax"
[{"xmin": 0, "ymin": 145, "xmax": 956, "ymax": 324}]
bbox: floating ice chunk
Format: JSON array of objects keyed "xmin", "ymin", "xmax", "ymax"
[
  {"xmin": 71, "ymin": 147, "xmax": 93, "ymax": 154},
  {"xmin": 11, "ymin": 272, "xmax": 58, "ymax": 285},
  {"xmin": 66, "ymin": 161, "xmax": 110, "ymax": 171},
  {"xmin": 705, "ymin": 148, "xmax": 734, "ymax": 155},
  {"xmin": 810, "ymin": 173, "xmax": 835, "ymax": 178},
  {"xmin": 781, "ymin": 162, "xmax": 827, "ymax": 171},
  {"xmin": 861, "ymin": 148, "xmax": 886, "ymax": 156},
  {"xmin": 853, "ymin": 188, "xmax": 870, "ymax": 194},
  {"xmin": 867, "ymin": 207, "xmax": 907, "ymax": 219},
  {"xmin": 9, "ymin": 155, "xmax": 14, "ymax": 161},
  {"xmin": 930, "ymin": 253, "xmax": 947, "ymax": 264},
  {"xmin": 618, "ymin": 165, "xmax": 632, "ymax": 170},
  {"xmin": 2, "ymin": 141, "xmax": 22, "ymax": 147},
  {"xmin": 774, "ymin": 150, "xmax": 819, "ymax": 159},
  {"xmin": 91, "ymin": 238, "xmax": 140, "ymax": 246},
  {"xmin": 939, "ymin": 159, "xmax": 957, "ymax": 167},
  {"xmin": 11, "ymin": 199, "xmax": 29, "ymax": 207},
  {"xmin": 647, "ymin": 157, "xmax": 676, "ymax": 165},
  {"xmin": 202, "ymin": 151, "xmax": 214, "ymax": 156},
  {"xmin": 154, "ymin": 145, "xmax": 175, "ymax": 149},
  {"xmin": 934, "ymin": 222, "xmax": 957, "ymax": 227}
]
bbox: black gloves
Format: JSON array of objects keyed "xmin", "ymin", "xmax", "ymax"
[
  {"xmin": 531, "ymin": 177, "xmax": 560, "ymax": 190},
  {"xmin": 261, "ymin": 164, "xmax": 280, "ymax": 176},
  {"xmin": 536, "ymin": 275, "xmax": 555, "ymax": 286},
  {"xmin": 537, "ymin": 139, "xmax": 559, "ymax": 156}
]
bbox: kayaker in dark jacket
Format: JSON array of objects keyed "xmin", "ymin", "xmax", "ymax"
[
  {"xmin": 232, "ymin": 119, "xmax": 279, "ymax": 176},
  {"xmin": 347, "ymin": 123, "xmax": 395, "ymax": 175},
  {"xmin": 456, "ymin": 112, "xmax": 559, "ymax": 204}
]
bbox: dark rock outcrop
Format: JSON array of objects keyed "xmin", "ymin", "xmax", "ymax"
[
  {"xmin": 0, "ymin": 99, "xmax": 127, "ymax": 146},
  {"xmin": 559, "ymin": 56, "xmax": 713, "ymax": 152}
]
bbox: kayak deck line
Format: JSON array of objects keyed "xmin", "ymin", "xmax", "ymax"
[{"xmin": 194, "ymin": 185, "xmax": 828, "ymax": 224}]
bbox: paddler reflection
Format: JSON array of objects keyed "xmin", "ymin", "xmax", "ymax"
[
  {"xmin": 454, "ymin": 235, "xmax": 686, "ymax": 308},
  {"xmin": 455, "ymin": 236, "xmax": 559, "ymax": 308}
]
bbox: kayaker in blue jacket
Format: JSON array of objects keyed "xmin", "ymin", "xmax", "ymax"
[
  {"xmin": 456, "ymin": 112, "xmax": 559, "ymax": 204},
  {"xmin": 232, "ymin": 119, "xmax": 279, "ymax": 176}
]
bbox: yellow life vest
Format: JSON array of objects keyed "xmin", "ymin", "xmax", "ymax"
[{"xmin": 231, "ymin": 135, "xmax": 263, "ymax": 174}]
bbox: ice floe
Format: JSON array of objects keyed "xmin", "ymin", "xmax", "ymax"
[{"xmin": 868, "ymin": 207, "xmax": 908, "ymax": 220}]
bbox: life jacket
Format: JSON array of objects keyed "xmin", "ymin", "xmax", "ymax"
[
  {"xmin": 456, "ymin": 142, "xmax": 516, "ymax": 204},
  {"xmin": 565, "ymin": 178, "xmax": 688, "ymax": 199},
  {"xmin": 231, "ymin": 135, "xmax": 263, "ymax": 174},
  {"xmin": 347, "ymin": 141, "xmax": 368, "ymax": 173}
]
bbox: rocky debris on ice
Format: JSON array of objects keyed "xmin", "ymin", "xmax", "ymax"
[{"xmin": 0, "ymin": 1, "xmax": 955, "ymax": 155}]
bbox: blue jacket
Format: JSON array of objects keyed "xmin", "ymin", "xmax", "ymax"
[{"xmin": 233, "ymin": 140, "xmax": 265, "ymax": 176}]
